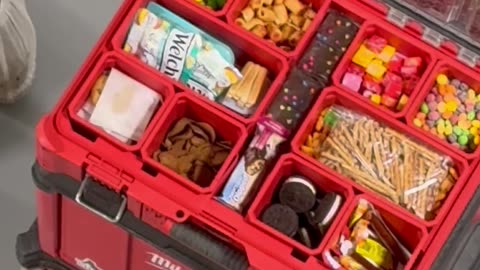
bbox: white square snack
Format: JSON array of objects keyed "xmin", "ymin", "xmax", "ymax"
[{"xmin": 89, "ymin": 68, "xmax": 161, "ymax": 141}]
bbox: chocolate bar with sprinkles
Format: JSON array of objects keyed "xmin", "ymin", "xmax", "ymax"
[{"xmin": 316, "ymin": 10, "xmax": 360, "ymax": 52}]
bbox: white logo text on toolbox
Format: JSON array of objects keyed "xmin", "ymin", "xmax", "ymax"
[
  {"xmin": 146, "ymin": 252, "xmax": 183, "ymax": 270},
  {"xmin": 74, "ymin": 258, "xmax": 103, "ymax": 270}
]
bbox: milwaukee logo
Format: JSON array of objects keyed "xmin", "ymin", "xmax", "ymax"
[
  {"xmin": 74, "ymin": 258, "xmax": 102, "ymax": 270},
  {"xmin": 146, "ymin": 252, "xmax": 184, "ymax": 270},
  {"xmin": 160, "ymin": 29, "xmax": 194, "ymax": 81}
]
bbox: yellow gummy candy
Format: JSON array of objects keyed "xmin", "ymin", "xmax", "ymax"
[
  {"xmin": 473, "ymin": 120, "xmax": 480, "ymax": 128},
  {"xmin": 436, "ymin": 74, "xmax": 449, "ymax": 85},
  {"xmin": 446, "ymin": 101, "xmax": 458, "ymax": 112},
  {"xmin": 366, "ymin": 59, "xmax": 387, "ymax": 80},
  {"xmin": 378, "ymin": 45, "xmax": 396, "ymax": 62},
  {"xmin": 475, "ymin": 136, "xmax": 480, "ymax": 145},
  {"xmin": 471, "ymin": 126, "xmax": 479, "ymax": 135},
  {"xmin": 413, "ymin": 118, "xmax": 423, "ymax": 127},
  {"xmin": 445, "ymin": 125, "xmax": 453, "ymax": 135},
  {"xmin": 371, "ymin": 94, "xmax": 381, "ymax": 104},
  {"xmin": 468, "ymin": 89, "xmax": 477, "ymax": 100},
  {"xmin": 437, "ymin": 123, "xmax": 445, "ymax": 135},
  {"xmin": 352, "ymin": 45, "xmax": 377, "ymax": 68}
]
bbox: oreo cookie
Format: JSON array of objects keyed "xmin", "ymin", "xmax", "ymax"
[
  {"xmin": 308, "ymin": 193, "xmax": 342, "ymax": 229},
  {"xmin": 279, "ymin": 176, "xmax": 317, "ymax": 213},
  {"xmin": 297, "ymin": 227, "xmax": 314, "ymax": 248},
  {"xmin": 260, "ymin": 204, "xmax": 299, "ymax": 237}
]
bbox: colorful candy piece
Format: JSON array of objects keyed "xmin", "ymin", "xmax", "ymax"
[
  {"xmin": 400, "ymin": 66, "xmax": 418, "ymax": 78},
  {"xmin": 413, "ymin": 118, "xmax": 423, "ymax": 127},
  {"xmin": 384, "ymin": 81, "xmax": 403, "ymax": 99},
  {"xmin": 397, "ymin": 94, "xmax": 408, "ymax": 111},
  {"xmin": 378, "ymin": 45, "xmax": 396, "ymax": 62},
  {"xmin": 404, "ymin": 57, "xmax": 422, "ymax": 67},
  {"xmin": 363, "ymin": 78, "xmax": 383, "ymax": 94},
  {"xmin": 437, "ymin": 101, "xmax": 447, "ymax": 113},
  {"xmin": 342, "ymin": 72, "xmax": 363, "ymax": 92},
  {"xmin": 382, "ymin": 72, "xmax": 402, "ymax": 87},
  {"xmin": 366, "ymin": 59, "xmax": 387, "ymax": 80},
  {"xmin": 420, "ymin": 102, "xmax": 429, "ymax": 114},
  {"xmin": 381, "ymin": 94, "xmax": 397, "ymax": 108},
  {"xmin": 352, "ymin": 45, "xmax": 376, "ymax": 68},
  {"xmin": 365, "ymin": 35, "xmax": 387, "ymax": 53},
  {"xmin": 386, "ymin": 52, "xmax": 405, "ymax": 73},
  {"xmin": 403, "ymin": 76, "xmax": 419, "ymax": 95},
  {"xmin": 370, "ymin": 94, "xmax": 381, "ymax": 104}
]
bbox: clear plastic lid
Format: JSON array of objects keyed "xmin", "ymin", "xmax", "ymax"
[{"xmin": 380, "ymin": 0, "xmax": 480, "ymax": 63}]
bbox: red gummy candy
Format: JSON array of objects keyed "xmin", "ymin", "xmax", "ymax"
[
  {"xmin": 382, "ymin": 72, "xmax": 402, "ymax": 87},
  {"xmin": 381, "ymin": 94, "xmax": 398, "ymax": 108},
  {"xmin": 386, "ymin": 53, "xmax": 405, "ymax": 73},
  {"xmin": 404, "ymin": 57, "xmax": 423, "ymax": 67},
  {"xmin": 403, "ymin": 76, "xmax": 419, "ymax": 95},
  {"xmin": 384, "ymin": 81, "xmax": 403, "ymax": 99},
  {"xmin": 363, "ymin": 78, "xmax": 383, "ymax": 94},
  {"xmin": 347, "ymin": 64, "xmax": 365, "ymax": 76},
  {"xmin": 401, "ymin": 66, "xmax": 419, "ymax": 78},
  {"xmin": 365, "ymin": 35, "xmax": 387, "ymax": 53}
]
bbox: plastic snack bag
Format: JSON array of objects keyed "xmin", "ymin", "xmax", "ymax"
[
  {"xmin": 0, "ymin": 0, "xmax": 36, "ymax": 103},
  {"xmin": 124, "ymin": 2, "xmax": 242, "ymax": 101},
  {"xmin": 306, "ymin": 105, "xmax": 458, "ymax": 220}
]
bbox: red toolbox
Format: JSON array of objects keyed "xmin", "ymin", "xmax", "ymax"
[{"xmin": 15, "ymin": 0, "xmax": 480, "ymax": 269}]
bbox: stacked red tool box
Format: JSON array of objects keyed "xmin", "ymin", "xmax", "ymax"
[{"xmin": 16, "ymin": 0, "xmax": 480, "ymax": 269}]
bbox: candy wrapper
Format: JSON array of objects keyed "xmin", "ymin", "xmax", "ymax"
[
  {"xmin": 218, "ymin": 117, "xmax": 289, "ymax": 212},
  {"xmin": 124, "ymin": 2, "xmax": 242, "ymax": 101},
  {"xmin": 302, "ymin": 105, "xmax": 459, "ymax": 220},
  {"xmin": 324, "ymin": 199, "xmax": 411, "ymax": 270}
]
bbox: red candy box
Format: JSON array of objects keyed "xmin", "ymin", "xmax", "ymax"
[{"xmin": 14, "ymin": 1, "xmax": 480, "ymax": 270}]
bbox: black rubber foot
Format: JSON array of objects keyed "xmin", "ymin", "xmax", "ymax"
[{"xmin": 16, "ymin": 220, "xmax": 72, "ymax": 270}]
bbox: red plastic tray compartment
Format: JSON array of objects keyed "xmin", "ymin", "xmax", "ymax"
[
  {"xmin": 111, "ymin": 0, "xmax": 290, "ymax": 126},
  {"xmin": 141, "ymin": 92, "xmax": 248, "ymax": 195},
  {"xmin": 227, "ymin": 0, "xmax": 333, "ymax": 60},
  {"xmin": 332, "ymin": 20, "xmax": 436, "ymax": 119},
  {"xmin": 66, "ymin": 51, "xmax": 175, "ymax": 153},
  {"xmin": 323, "ymin": 195, "xmax": 429, "ymax": 270},
  {"xmin": 182, "ymin": 0, "xmax": 234, "ymax": 18},
  {"xmin": 406, "ymin": 58, "xmax": 480, "ymax": 161},
  {"xmin": 247, "ymin": 153, "xmax": 354, "ymax": 256},
  {"xmin": 291, "ymin": 87, "xmax": 470, "ymax": 229}
]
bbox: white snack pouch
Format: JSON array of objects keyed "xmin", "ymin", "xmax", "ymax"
[{"xmin": 89, "ymin": 68, "xmax": 161, "ymax": 141}]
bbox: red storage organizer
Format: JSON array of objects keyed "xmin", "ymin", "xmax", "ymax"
[{"xmin": 15, "ymin": 0, "xmax": 480, "ymax": 269}]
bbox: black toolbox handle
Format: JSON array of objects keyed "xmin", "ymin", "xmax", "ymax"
[
  {"xmin": 32, "ymin": 163, "xmax": 249, "ymax": 270},
  {"xmin": 431, "ymin": 185, "xmax": 480, "ymax": 270}
]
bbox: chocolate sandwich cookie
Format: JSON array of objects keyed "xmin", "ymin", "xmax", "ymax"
[
  {"xmin": 308, "ymin": 193, "xmax": 342, "ymax": 232},
  {"xmin": 279, "ymin": 176, "xmax": 317, "ymax": 213},
  {"xmin": 297, "ymin": 40, "xmax": 342, "ymax": 82},
  {"xmin": 316, "ymin": 10, "xmax": 359, "ymax": 52},
  {"xmin": 297, "ymin": 227, "xmax": 314, "ymax": 248},
  {"xmin": 260, "ymin": 204, "xmax": 299, "ymax": 237}
]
